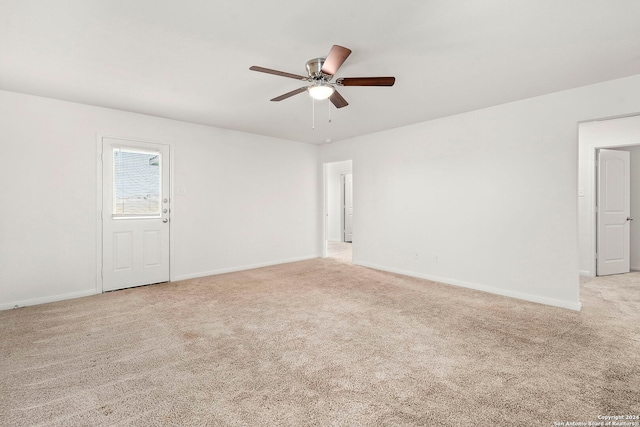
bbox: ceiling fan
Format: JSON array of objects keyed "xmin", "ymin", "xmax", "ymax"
[{"xmin": 249, "ymin": 45, "xmax": 395, "ymax": 109}]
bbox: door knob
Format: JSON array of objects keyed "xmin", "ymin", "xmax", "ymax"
[
  {"xmin": 162, "ymin": 218, "xmax": 168, "ymax": 223},
  {"xmin": 627, "ymin": 217, "xmax": 634, "ymax": 221}
]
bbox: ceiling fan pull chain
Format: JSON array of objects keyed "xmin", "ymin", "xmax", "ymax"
[{"xmin": 328, "ymin": 103, "xmax": 332, "ymax": 123}]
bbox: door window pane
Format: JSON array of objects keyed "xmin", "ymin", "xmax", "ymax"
[{"xmin": 113, "ymin": 149, "xmax": 161, "ymax": 217}]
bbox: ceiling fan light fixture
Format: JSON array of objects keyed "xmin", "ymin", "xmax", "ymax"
[{"xmin": 308, "ymin": 83, "xmax": 335, "ymax": 100}]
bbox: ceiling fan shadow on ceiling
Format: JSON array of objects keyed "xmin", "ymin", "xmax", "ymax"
[{"xmin": 249, "ymin": 45, "xmax": 395, "ymax": 109}]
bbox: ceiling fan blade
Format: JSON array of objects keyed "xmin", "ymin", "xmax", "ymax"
[
  {"xmin": 250, "ymin": 66, "xmax": 308, "ymax": 81},
  {"xmin": 329, "ymin": 90, "xmax": 349, "ymax": 109},
  {"xmin": 321, "ymin": 45, "xmax": 352, "ymax": 76},
  {"xmin": 270, "ymin": 87, "xmax": 308, "ymax": 102},
  {"xmin": 336, "ymin": 77, "xmax": 396, "ymax": 86}
]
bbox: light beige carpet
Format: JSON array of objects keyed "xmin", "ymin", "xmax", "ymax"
[
  {"xmin": 326, "ymin": 241, "xmax": 352, "ymax": 264},
  {"xmin": 0, "ymin": 259, "xmax": 638, "ymax": 426}
]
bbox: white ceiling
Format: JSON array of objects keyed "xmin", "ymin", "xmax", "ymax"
[{"xmin": 2, "ymin": 1, "xmax": 640, "ymax": 144}]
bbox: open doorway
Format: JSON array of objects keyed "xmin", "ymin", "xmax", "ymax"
[
  {"xmin": 578, "ymin": 114, "xmax": 640, "ymax": 277},
  {"xmin": 324, "ymin": 160, "xmax": 353, "ymax": 263},
  {"xmin": 596, "ymin": 145, "xmax": 640, "ymax": 276}
]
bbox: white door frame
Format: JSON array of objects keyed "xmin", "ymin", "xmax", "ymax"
[
  {"xmin": 340, "ymin": 173, "xmax": 346, "ymax": 243},
  {"xmin": 322, "ymin": 162, "xmax": 327, "ymax": 258},
  {"xmin": 341, "ymin": 172, "xmax": 353, "ymax": 243},
  {"xmin": 578, "ymin": 114, "xmax": 640, "ymax": 277},
  {"xmin": 322, "ymin": 160, "xmax": 354, "ymax": 258},
  {"xmin": 95, "ymin": 135, "xmax": 175, "ymax": 293}
]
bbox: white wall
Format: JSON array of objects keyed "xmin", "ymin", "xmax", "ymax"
[
  {"xmin": 626, "ymin": 145, "xmax": 640, "ymax": 271},
  {"xmin": 0, "ymin": 90, "xmax": 321, "ymax": 309},
  {"xmin": 321, "ymin": 74, "xmax": 640, "ymax": 310},
  {"xmin": 4, "ymin": 75, "xmax": 640, "ymax": 312},
  {"xmin": 578, "ymin": 115, "xmax": 640, "ymax": 276},
  {"xmin": 325, "ymin": 160, "xmax": 352, "ymax": 242},
  {"xmin": 628, "ymin": 146, "xmax": 640, "ymax": 270}
]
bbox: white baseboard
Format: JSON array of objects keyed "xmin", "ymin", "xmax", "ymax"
[
  {"xmin": 3, "ymin": 257, "xmax": 582, "ymax": 312},
  {"xmin": 583, "ymin": 267, "xmax": 640, "ymax": 273},
  {"xmin": 355, "ymin": 261, "xmax": 582, "ymax": 311},
  {"xmin": 173, "ymin": 254, "xmax": 320, "ymax": 282},
  {"xmin": 1, "ymin": 256, "xmax": 321, "ymax": 311},
  {"xmin": 0, "ymin": 289, "xmax": 98, "ymax": 311}
]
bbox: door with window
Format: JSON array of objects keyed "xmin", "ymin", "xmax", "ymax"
[{"xmin": 102, "ymin": 138, "xmax": 170, "ymax": 291}]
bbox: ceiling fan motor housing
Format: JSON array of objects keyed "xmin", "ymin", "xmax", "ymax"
[{"xmin": 306, "ymin": 57, "xmax": 328, "ymax": 79}]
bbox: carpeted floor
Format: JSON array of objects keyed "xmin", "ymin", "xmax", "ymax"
[
  {"xmin": 0, "ymin": 259, "xmax": 638, "ymax": 426},
  {"xmin": 326, "ymin": 241, "xmax": 352, "ymax": 264}
]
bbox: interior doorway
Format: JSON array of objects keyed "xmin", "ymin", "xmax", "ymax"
[
  {"xmin": 324, "ymin": 160, "xmax": 353, "ymax": 263},
  {"xmin": 578, "ymin": 114, "xmax": 640, "ymax": 277}
]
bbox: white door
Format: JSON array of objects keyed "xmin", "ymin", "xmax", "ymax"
[
  {"xmin": 597, "ymin": 149, "xmax": 631, "ymax": 276},
  {"xmin": 343, "ymin": 173, "xmax": 353, "ymax": 243},
  {"xmin": 102, "ymin": 138, "xmax": 170, "ymax": 291}
]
